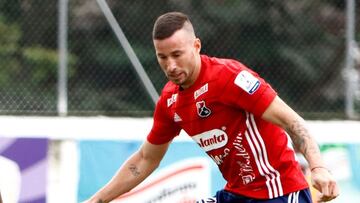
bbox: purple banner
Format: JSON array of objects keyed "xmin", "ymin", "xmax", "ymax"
[{"xmin": 0, "ymin": 137, "xmax": 48, "ymax": 203}]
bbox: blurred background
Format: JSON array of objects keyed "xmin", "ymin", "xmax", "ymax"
[{"xmin": 0, "ymin": 0, "xmax": 359, "ymax": 202}]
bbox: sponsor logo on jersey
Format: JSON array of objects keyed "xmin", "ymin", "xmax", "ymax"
[
  {"xmin": 174, "ymin": 113, "xmax": 182, "ymax": 122},
  {"xmin": 192, "ymin": 129, "xmax": 228, "ymax": 152},
  {"xmin": 196, "ymin": 101, "xmax": 211, "ymax": 117},
  {"xmin": 242, "ymin": 175, "xmax": 255, "ymax": 185},
  {"xmin": 167, "ymin": 93, "xmax": 178, "ymax": 107},
  {"xmin": 233, "ymin": 132, "xmax": 255, "ymax": 185},
  {"xmin": 234, "ymin": 70, "xmax": 260, "ymax": 94},
  {"xmin": 194, "ymin": 83, "xmax": 208, "ymax": 99},
  {"xmin": 210, "ymin": 148, "xmax": 230, "ymax": 165}
]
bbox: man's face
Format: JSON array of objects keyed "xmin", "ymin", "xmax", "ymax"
[{"xmin": 153, "ymin": 28, "xmax": 201, "ymax": 89}]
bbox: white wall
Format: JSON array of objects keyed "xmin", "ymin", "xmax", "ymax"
[
  {"xmin": 1, "ymin": 116, "xmax": 360, "ymax": 203},
  {"xmin": 1, "ymin": 116, "xmax": 360, "ymax": 143}
]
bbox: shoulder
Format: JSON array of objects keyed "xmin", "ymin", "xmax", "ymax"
[
  {"xmin": 202, "ymin": 55, "xmax": 259, "ymax": 85},
  {"xmin": 157, "ymin": 81, "xmax": 179, "ymax": 109},
  {"xmin": 162, "ymin": 81, "xmax": 178, "ymax": 94},
  {"xmin": 203, "ymin": 55, "xmax": 255, "ymax": 75}
]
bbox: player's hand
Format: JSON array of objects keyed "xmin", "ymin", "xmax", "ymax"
[{"xmin": 311, "ymin": 167, "xmax": 339, "ymax": 202}]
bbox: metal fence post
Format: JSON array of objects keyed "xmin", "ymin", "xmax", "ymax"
[
  {"xmin": 95, "ymin": 0, "xmax": 159, "ymax": 105},
  {"xmin": 344, "ymin": 0, "xmax": 358, "ymax": 119},
  {"xmin": 58, "ymin": 0, "xmax": 69, "ymax": 116}
]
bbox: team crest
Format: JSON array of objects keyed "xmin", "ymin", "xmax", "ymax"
[{"xmin": 196, "ymin": 100, "xmax": 211, "ymax": 118}]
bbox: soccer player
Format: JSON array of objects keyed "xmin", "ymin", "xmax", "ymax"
[{"xmin": 84, "ymin": 12, "xmax": 339, "ymax": 203}]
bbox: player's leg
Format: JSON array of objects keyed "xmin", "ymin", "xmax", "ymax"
[
  {"xmin": 209, "ymin": 189, "xmax": 312, "ymax": 203},
  {"xmin": 255, "ymin": 189, "xmax": 313, "ymax": 203},
  {"xmin": 214, "ymin": 189, "xmax": 250, "ymax": 203}
]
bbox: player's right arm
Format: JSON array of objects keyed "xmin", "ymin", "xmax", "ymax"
[{"xmin": 84, "ymin": 140, "xmax": 171, "ymax": 203}]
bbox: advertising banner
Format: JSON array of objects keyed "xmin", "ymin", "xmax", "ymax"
[
  {"xmin": 113, "ymin": 158, "xmax": 210, "ymax": 203},
  {"xmin": 78, "ymin": 140, "xmax": 225, "ymax": 202},
  {"xmin": 0, "ymin": 137, "xmax": 48, "ymax": 203}
]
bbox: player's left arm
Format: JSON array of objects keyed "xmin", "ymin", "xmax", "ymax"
[{"xmin": 261, "ymin": 95, "xmax": 339, "ymax": 202}]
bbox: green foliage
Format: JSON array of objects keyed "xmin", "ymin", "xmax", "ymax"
[
  {"xmin": 23, "ymin": 47, "xmax": 59, "ymax": 84},
  {"xmin": 0, "ymin": 16, "xmax": 21, "ymax": 85},
  {"xmin": 22, "ymin": 46, "xmax": 77, "ymax": 86},
  {"xmin": 0, "ymin": 0, "xmax": 356, "ymax": 116},
  {"xmin": 0, "ymin": 17, "xmax": 20, "ymax": 54}
]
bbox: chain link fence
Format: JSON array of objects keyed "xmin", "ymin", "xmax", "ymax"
[{"xmin": 0, "ymin": 0, "xmax": 359, "ymax": 119}]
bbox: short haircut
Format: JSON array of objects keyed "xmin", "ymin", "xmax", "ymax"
[{"xmin": 152, "ymin": 12, "xmax": 194, "ymax": 40}]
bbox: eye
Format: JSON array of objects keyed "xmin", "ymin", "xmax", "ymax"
[
  {"xmin": 173, "ymin": 53, "xmax": 182, "ymax": 58},
  {"xmin": 158, "ymin": 55, "xmax": 167, "ymax": 60}
]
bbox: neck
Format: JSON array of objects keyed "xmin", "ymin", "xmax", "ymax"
[{"xmin": 181, "ymin": 54, "xmax": 201, "ymax": 89}]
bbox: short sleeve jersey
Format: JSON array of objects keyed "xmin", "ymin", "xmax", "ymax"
[{"xmin": 147, "ymin": 55, "xmax": 308, "ymax": 199}]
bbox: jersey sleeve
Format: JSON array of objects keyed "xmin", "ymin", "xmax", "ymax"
[
  {"xmin": 147, "ymin": 93, "xmax": 181, "ymax": 145},
  {"xmin": 221, "ymin": 62, "xmax": 277, "ymax": 117}
]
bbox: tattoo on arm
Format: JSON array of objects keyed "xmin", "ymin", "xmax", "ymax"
[
  {"xmin": 129, "ymin": 164, "xmax": 141, "ymax": 177},
  {"xmin": 287, "ymin": 118, "xmax": 320, "ymax": 156},
  {"xmin": 96, "ymin": 200, "xmax": 103, "ymax": 203}
]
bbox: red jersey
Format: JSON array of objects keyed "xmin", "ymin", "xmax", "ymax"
[{"xmin": 147, "ymin": 55, "xmax": 309, "ymax": 199}]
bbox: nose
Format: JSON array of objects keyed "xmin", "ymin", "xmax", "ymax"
[{"xmin": 166, "ymin": 59, "xmax": 177, "ymax": 73}]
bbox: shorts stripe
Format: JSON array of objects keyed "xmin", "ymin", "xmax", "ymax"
[{"xmin": 288, "ymin": 191, "xmax": 300, "ymax": 203}]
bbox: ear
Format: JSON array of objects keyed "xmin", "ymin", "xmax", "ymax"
[{"xmin": 194, "ymin": 38, "xmax": 201, "ymax": 53}]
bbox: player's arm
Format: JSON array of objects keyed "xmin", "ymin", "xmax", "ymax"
[
  {"xmin": 84, "ymin": 140, "xmax": 171, "ymax": 203},
  {"xmin": 261, "ymin": 96, "xmax": 339, "ymax": 202}
]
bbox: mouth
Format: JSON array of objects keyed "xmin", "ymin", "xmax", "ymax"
[{"xmin": 168, "ymin": 72, "xmax": 184, "ymax": 81}]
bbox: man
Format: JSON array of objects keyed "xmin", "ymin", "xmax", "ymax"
[{"xmin": 85, "ymin": 12, "xmax": 339, "ymax": 203}]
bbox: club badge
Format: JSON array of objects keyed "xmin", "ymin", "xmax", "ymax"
[{"xmin": 196, "ymin": 100, "xmax": 211, "ymax": 118}]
